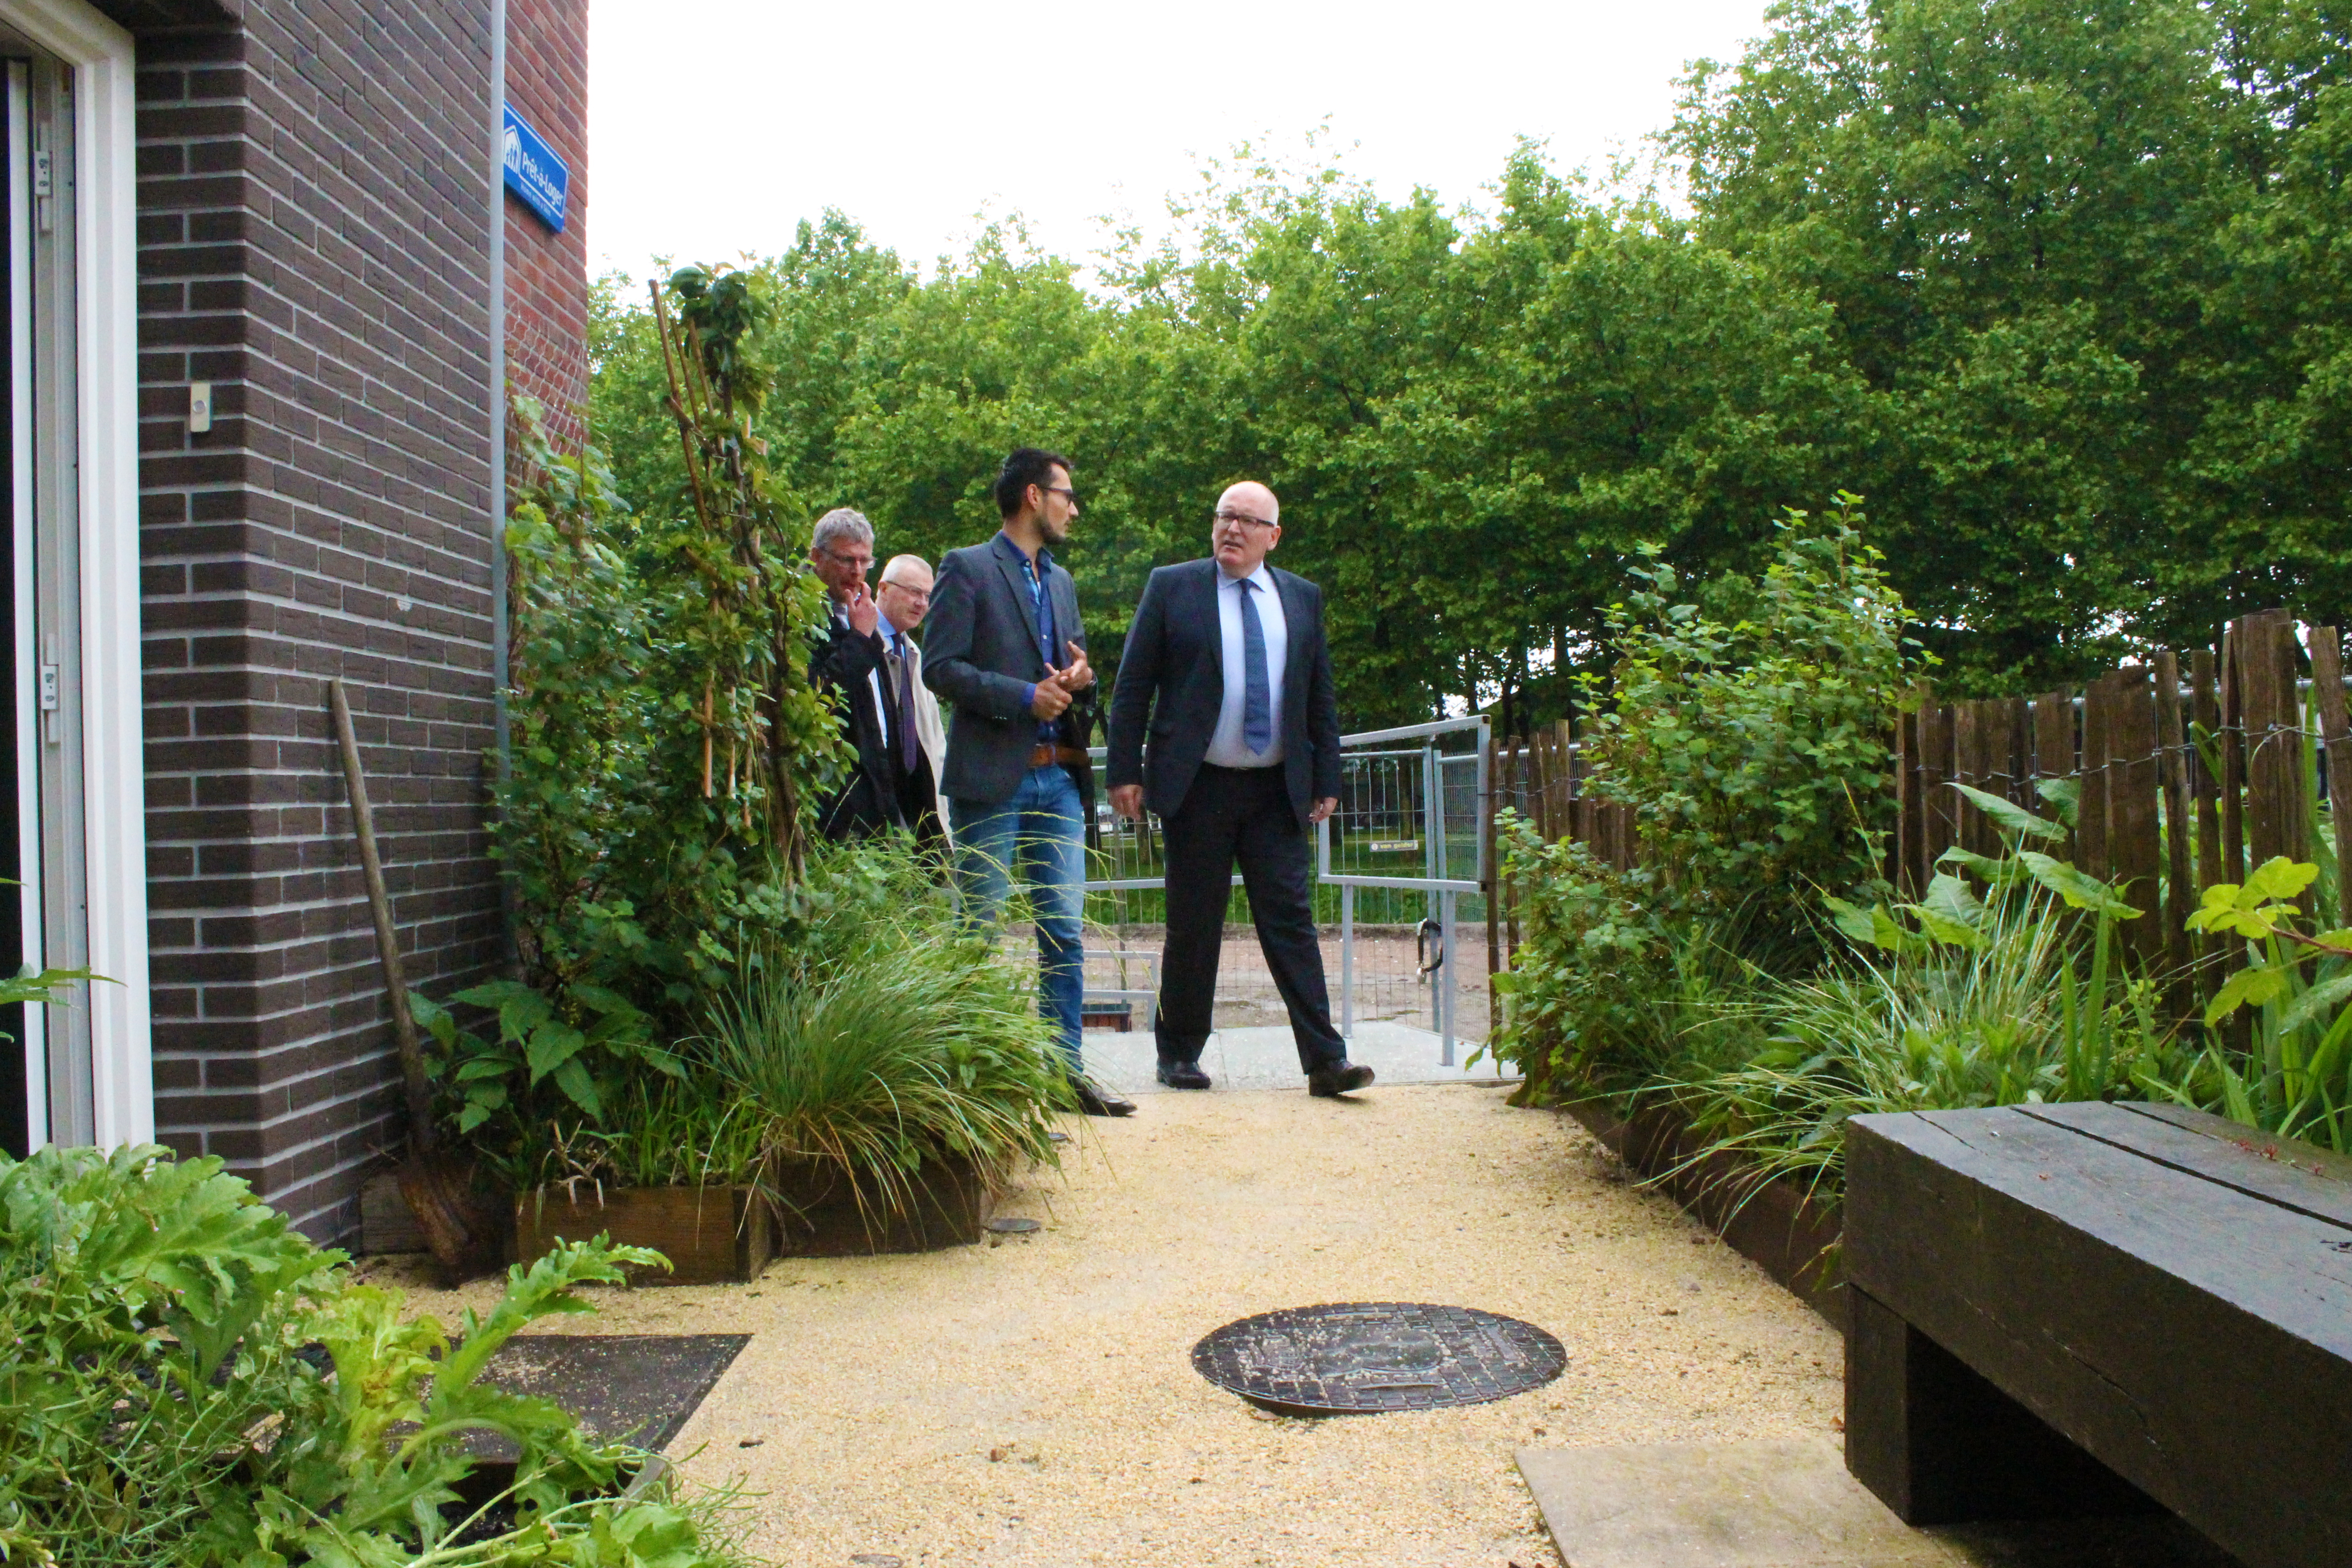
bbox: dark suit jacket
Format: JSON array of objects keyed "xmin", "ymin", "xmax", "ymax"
[
  {"xmin": 1106, "ymin": 559, "xmax": 1342, "ymax": 827},
  {"xmin": 922, "ymin": 531, "xmax": 1095, "ymax": 807},
  {"xmin": 810, "ymin": 608, "xmax": 906, "ymax": 838}
]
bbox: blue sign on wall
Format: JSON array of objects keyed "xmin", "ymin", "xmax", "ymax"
[{"xmin": 502, "ymin": 103, "xmax": 569, "ymax": 233}]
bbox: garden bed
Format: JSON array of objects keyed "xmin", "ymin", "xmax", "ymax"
[
  {"xmin": 516, "ymin": 1185, "xmax": 772, "ymax": 1285},
  {"xmin": 513, "ymin": 1154, "xmax": 1002, "ymax": 1282},
  {"xmin": 767, "ymin": 1150, "xmax": 1000, "ymax": 1257},
  {"xmin": 1563, "ymin": 1094, "xmax": 1846, "ymax": 1330}
]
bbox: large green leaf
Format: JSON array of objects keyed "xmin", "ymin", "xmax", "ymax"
[
  {"xmin": 1948, "ymin": 782, "xmax": 2065, "ymax": 843},
  {"xmin": 2205, "ymin": 965, "xmax": 2290, "ymax": 1025},
  {"xmin": 524, "ymin": 1020, "xmax": 588, "ymax": 1083},
  {"xmin": 2034, "ymin": 776, "xmax": 2080, "ymax": 830},
  {"xmin": 2017, "ymin": 852, "xmax": 2139, "ymax": 917}
]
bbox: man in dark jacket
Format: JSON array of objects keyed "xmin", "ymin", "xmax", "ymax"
[
  {"xmin": 808, "ymin": 507, "xmax": 905, "ymax": 841},
  {"xmin": 923, "ymin": 449, "xmax": 1133, "ymax": 1116},
  {"xmin": 1105, "ymin": 481, "xmax": 1372, "ymax": 1098}
]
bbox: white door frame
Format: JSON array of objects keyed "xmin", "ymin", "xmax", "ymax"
[{"xmin": 0, "ymin": 0, "xmax": 147, "ymax": 1147}]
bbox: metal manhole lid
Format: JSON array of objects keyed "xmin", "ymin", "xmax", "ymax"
[{"xmin": 1192, "ymin": 1301, "xmax": 1566, "ymax": 1415}]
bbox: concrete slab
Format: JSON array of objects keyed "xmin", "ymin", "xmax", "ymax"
[
  {"xmin": 1517, "ymin": 1439, "xmax": 2239, "ymax": 1568},
  {"xmin": 1080, "ymin": 1018, "xmax": 1513, "ymax": 1096},
  {"xmin": 1519, "ymin": 1439, "xmax": 1949, "ymax": 1568}
]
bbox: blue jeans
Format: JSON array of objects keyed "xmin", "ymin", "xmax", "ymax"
[{"xmin": 951, "ymin": 764, "xmax": 1086, "ymax": 1072}]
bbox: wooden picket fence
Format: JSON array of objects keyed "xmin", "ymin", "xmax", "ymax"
[{"xmin": 1487, "ymin": 610, "xmax": 2352, "ymax": 1008}]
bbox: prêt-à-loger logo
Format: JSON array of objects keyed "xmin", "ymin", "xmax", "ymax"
[{"xmin": 502, "ymin": 103, "xmax": 568, "ymax": 233}]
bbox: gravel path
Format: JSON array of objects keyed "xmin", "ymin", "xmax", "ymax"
[{"xmin": 381, "ymin": 1083, "xmax": 1842, "ymax": 1568}]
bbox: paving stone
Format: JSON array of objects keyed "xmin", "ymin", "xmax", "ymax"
[
  {"xmin": 1518, "ymin": 1438, "xmax": 1950, "ymax": 1568},
  {"xmin": 1516, "ymin": 1438, "xmax": 2239, "ymax": 1568}
]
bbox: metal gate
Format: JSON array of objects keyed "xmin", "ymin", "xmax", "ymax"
[{"xmin": 1081, "ymin": 715, "xmax": 1488, "ymax": 1063}]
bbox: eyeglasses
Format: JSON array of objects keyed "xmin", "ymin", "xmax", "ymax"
[
  {"xmin": 1214, "ymin": 509, "xmax": 1276, "ymax": 529},
  {"xmin": 820, "ymin": 547, "xmax": 873, "ymax": 570},
  {"xmin": 1039, "ymin": 485, "xmax": 1078, "ymax": 505}
]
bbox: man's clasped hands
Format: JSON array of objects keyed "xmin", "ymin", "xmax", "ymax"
[{"xmin": 1028, "ymin": 638, "xmax": 1093, "ymax": 720}]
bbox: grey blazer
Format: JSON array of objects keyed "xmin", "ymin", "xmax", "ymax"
[
  {"xmin": 922, "ymin": 531, "xmax": 1093, "ymax": 806},
  {"xmin": 1104, "ymin": 559, "xmax": 1343, "ymax": 827}
]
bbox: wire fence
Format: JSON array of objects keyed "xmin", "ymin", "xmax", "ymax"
[{"xmin": 1078, "ymin": 719, "xmax": 1492, "ymax": 1048}]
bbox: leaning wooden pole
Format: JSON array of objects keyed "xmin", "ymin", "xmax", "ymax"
[{"xmin": 331, "ymin": 678, "xmax": 433, "ymax": 1153}]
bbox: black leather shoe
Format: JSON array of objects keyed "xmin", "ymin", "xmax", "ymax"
[
  {"xmin": 1156, "ymin": 1060, "xmax": 1212, "ymax": 1090},
  {"xmin": 1306, "ymin": 1061, "xmax": 1375, "ymax": 1097},
  {"xmin": 1069, "ymin": 1076, "xmax": 1137, "ymax": 1117}
]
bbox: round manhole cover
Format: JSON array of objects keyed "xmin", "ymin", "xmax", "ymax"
[{"xmin": 1192, "ymin": 1301, "xmax": 1566, "ymax": 1415}]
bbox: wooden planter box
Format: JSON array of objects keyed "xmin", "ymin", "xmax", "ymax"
[
  {"xmin": 512, "ymin": 1152, "xmax": 1002, "ymax": 1282},
  {"xmin": 514, "ymin": 1185, "xmax": 772, "ymax": 1286},
  {"xmin": 1563, "ymin": 1096, "xmax": 1847, "ymax": 1331},
  {"xmin": 767, "ymin": 1151, "xmax": 1000, "ymax": 1258}
]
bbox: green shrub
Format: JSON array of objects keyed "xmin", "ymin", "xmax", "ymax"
[
  {"xmin": 1581, "ymin": 495, "xmax": 1921, "ymax": 932},
  {"xmin": 0, "ymin": 1144, "xmax": 752, "ymax": 1568},
  {"xmin": 1488, "ymin": 817, "xmax": 1672, "ymax": 1088}
]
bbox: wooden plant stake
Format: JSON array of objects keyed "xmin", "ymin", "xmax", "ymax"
[
  {"xmin": 2190, "ymin": 647, "xmax": 2223, "ymax": 990},
  {"xmin": 2154, "ymin": 651, "xmax": 2195, "ymax": 1008},
  {"xmin": 2312, "ymin": 627, "xmax": 2352, "ymax": 932},
  {"xmin": 2033, "ymin": 687, "xmax": 2074, "ymax": 867},
  {"xmin": 2221, "ymin": 622, "xmax": 2246, "ymax": 887}
]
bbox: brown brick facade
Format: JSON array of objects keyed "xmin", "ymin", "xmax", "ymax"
[
  {"xmin": 503, "ymin": 0, "xmax": 588, "ymax": 452},
  {"xmin": 128, "ymin": 0, "xmax": 580, "ymax": 1241}
]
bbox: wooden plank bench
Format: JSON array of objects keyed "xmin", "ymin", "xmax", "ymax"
[{"xmin": 1844, "ymin": 1101, "xmax": 2352, "ymax": 1568}]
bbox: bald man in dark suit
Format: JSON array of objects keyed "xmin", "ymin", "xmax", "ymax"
[{"xmin": 1105, "ymin": 482, "xmax": 1373, "ymax": 1098}]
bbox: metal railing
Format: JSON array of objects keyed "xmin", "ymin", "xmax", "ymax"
[{"xmin": 1079, "ymin": 714, "xmax": 1489, "ymax": 1063}]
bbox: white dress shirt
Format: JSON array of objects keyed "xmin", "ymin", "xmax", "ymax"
[{"xmin": 1204, "ymin": 562, "xmax": 1288, "ymax": 768}]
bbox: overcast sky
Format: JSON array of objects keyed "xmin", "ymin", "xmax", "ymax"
[{"xmin": 583, "ymin": 0, "xmax": 1773, "ymax": 282}]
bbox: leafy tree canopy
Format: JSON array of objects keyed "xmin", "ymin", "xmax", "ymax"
[{"xmin": 590, "ymin": 2, "xmax": 2352, "ymax": 724}]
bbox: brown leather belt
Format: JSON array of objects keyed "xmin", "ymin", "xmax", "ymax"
[{"xmin": 1028, "ymin": 744, "xmax": 1089, "ymax": 768}]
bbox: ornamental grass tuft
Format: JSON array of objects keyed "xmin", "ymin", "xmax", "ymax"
[{"xmin": 698, "ymin": 838, "xmax": 1072, "ymax": 1230}]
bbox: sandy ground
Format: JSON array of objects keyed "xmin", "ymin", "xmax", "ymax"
[{"xmin": 378, "ymin": 1083, "xmax": 1842, "ymax": 1568}]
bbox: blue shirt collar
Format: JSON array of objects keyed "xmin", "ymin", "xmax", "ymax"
[{"xmin": 996, "ymin": 529, "xmax": 1054, "ymax": 576}]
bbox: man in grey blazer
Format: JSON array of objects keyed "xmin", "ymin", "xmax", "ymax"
[
  {"xmin": 1106, "ymin": 481, "xmax": 1373, "ymax": 1098},
  {"xmin": 924, "ymin": 448, "xmax": 1135, "ymax": 1117}
]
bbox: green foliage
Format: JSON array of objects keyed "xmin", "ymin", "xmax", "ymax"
[
  {"xmin": 412, "ymin": 978, "xmax": 694, "ymax": 1191},
  {"xmin": 2163, "ymin": 858, "xmax": 2352, "ymax": 1149},
  {"xmin": 1671, "ymin": 0, "xmax": 2352, "ymax": 685},
  {"xmin": 591, "ymin": 4, "xmax": 2352, "ymax": 716},
  {"xmin": 1487, "ymin": 816, "xmax": 1671, "ymax": 1085},
  {"xmin": 0, "ymin": 1146, "xmax": 749, "ymax": 1568},
  {"xmin": 697, "ymin": 839, "xmax": 1071, "ymax": 1229},
  {"xmin": 1670, "ymin": 842, "xmax": 2178, "ymax": 1198},
  {"xmin": 503, "ymin": 275, "xmax": 846, "ymax": 1022},
  {"xmin": 1581, "ymin": 497, "xmax": 1921, "ymax": 925},
  {"xmin": 476, "ymin": 284, "xmax": 863, "ymax": 1186}
]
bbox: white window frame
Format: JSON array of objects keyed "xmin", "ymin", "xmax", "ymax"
[{"xmin": 0, "ymin": 0, "xmax": 146, "ymax": 1146}]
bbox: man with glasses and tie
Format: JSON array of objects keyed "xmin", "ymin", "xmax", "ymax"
[
  {"xmin": 875, "ymin": 553, "xmax": 950, "ymax": 850},
  {"xmin": 1105, "ymin": 482, "xmax": 1372, "ymax": 1098}
]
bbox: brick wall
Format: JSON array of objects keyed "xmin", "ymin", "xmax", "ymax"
[
  {"xmin": 503, "ymin": 0, "xmax": 588, "ymax": 452},
  {"xmin": 136, "ymin": 1, "xmax": 507, "ymax": 1240}
]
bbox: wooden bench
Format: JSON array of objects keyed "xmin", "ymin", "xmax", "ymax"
[{"xmin": 1845, "ymin": 1101, "xmax": 2352, "ymax": 1568}]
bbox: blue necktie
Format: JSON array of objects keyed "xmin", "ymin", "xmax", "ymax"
[{"xmin": 1240, "ymin": 578, "xmax": 1273, "ymax": 755}]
